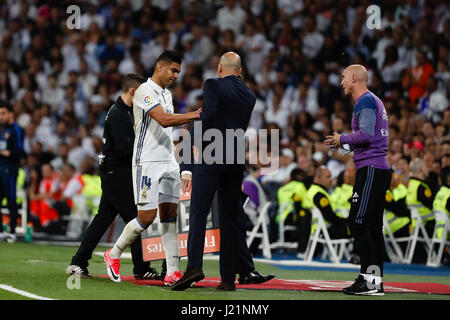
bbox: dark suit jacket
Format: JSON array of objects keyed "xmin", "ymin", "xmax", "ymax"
[{"xmin": 180, "ymin": 75, "xmax": 255, "ymax": 172}]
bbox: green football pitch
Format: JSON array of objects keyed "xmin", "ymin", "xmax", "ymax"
[{"xmin": 0, "ymin": 242, "xmax": 449, "ymax": 301}]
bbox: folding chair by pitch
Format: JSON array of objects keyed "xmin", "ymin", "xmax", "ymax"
[
  {"xmin": 303, "ymin": 207, "xmax": 351, "ymax": 263},
  {"xmin": 426, "ymin": 210, "xmax": 450, "ymax": 267},
  {"xmin": 382, "ymin": 211, "xmax": 410, "ymax": 264},
  {"xmin": 269, "ymin": 202, "xmax": 299, "ymax": 251},
  {"xmin": 403, "ymin": 205, "xmax": 432, "ymax": 264},
  {"xmin": 245, "ymin": 200, "xmax": 272, "ymax": 259}
]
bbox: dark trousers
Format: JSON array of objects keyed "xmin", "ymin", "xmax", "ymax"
[
  {"xmin": 71, "ymin": 167, "xmax": 149, "ymax": 274},
  {"xmin": 348, "ymin": 166, "xmax": 392, "ymax": 276},
  {"xmin": 187, "ymin": 164, "xmax": 253, "ymax": 282},
  {"xmin": 0, "ymin": 165, "xmax": 18, "ymax": 234}
]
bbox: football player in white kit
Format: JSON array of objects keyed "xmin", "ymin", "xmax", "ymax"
[{"xmin": 104, "ymin": 51, "xmax": 201, "ymax": 285}]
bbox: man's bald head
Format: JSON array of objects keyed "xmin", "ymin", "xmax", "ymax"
[
  {"xmin": 340, "ymin": 64, "xmax": 369, "ymax": 98},
  {"xmin": 314, "ymin": 166, "xmax": 333, "ymax": 188},
  {"xmin": 345, "ymin": 64, "xmax": 368, "ymax": 82},
  {"xmin": 410, "ymin": 158, "xmax": 424, "ymax": 175},
  {"xmin": 217, "ymin": 51, "xmax": 242, "ymax": 77}
]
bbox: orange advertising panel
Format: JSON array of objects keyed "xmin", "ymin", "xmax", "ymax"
[{"xmin": 142, "ymin": 228, "xmax": 220, "ymax": 261}]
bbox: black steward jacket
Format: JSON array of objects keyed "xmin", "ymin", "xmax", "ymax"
[{"xmin": 101, "ymin": 97, "xmax": 135, "ymax": 168}]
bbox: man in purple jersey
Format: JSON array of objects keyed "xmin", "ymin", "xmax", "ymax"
[{"xmin": 325, "ymin": 65, "xmax": 392, "ymax": 296}]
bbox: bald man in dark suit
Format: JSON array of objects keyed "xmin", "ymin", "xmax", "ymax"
[{"xmin": 172, "ymin": 52, "xmax": 274, "ymax": 291}]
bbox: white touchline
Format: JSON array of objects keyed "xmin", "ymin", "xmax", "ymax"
[{"xmin": 0, "ymin": 284, "xmax": 56, "ymax": 300}]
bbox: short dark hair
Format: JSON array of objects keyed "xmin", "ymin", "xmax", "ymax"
[
  {"xmin": 122, "ymin": 73, "xmax": 146, "ymax": 92},
  {"xmin": 441, "ymin": 166, "xmax": 450, "ymax": 186},
  {"xmin": 290, "ymin": 168, "xmax": 305, "ymax": 181},
  {"xmin": 155, "ymin": 50, "xmax": 182, "ymax": 66},
  {"xmin": 0, "ymin": 100, "xmax": 12, "ymax": 112}
]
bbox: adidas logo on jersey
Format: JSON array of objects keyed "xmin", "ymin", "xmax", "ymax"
[{"xmin": 353, "ymin": 192, "xmax": 359, "ymax": 198}]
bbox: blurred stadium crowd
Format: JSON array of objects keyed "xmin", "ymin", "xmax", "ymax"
[{"xmin": 0, "ymin": 0, "xmax": 449, "ymax": 250}]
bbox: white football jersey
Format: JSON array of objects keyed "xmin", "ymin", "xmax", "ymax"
[{"xmin": 132, "ymin": 78, "xmax": 176, "ymax": 164}]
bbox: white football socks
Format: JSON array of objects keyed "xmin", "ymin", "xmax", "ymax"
[
  {"xmin": 161, "ymin": 221, "xmax": 179, "ymax": 275},
  {"xmin": 362, "ymin": 273, "xmax": 382, "ymax": 286},
  {"xmin": 109, "ymin": 218, "xmax": 145, "ymax": 259}
]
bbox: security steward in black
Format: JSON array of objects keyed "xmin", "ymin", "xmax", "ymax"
[
  {"xmin": 307, "ymin": 167, "xmax": 350, "ymax": 240},
  {"xmin": 384, "ymin": 173, "xmax": 411, "ymax": 238},
  {"xmin": 67, "ymin": 74, "xmax": 159, "ymax": 279}
]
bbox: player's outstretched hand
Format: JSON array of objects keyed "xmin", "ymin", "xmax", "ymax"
[
  {"xmin": 324, "ymin": 132, "xmax": 342, "ymax": 148},
  {"xmin": 181, "ymin": 173, "xmax": 192, "ymax": 193}
]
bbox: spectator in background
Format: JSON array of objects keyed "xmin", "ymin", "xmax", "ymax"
[
  {"xmin": 80, "ymin": 3, "xmax": 105, "ymax": 31},
  {"xmin": 264, "ymin": 83, "xmax": 290, "ymax": 133},
  {"xmin": 67, "ymin": 134, "xmax": 87, "ymax": 171},
  {"xmin": 289, "ymin": 82, "xmax": 319, "ymax": 116},
  {"xmin": 236, "ymin": 20, "xmax": 270, "ymax": 76},
  {"xmin": 302, "ymin": 16, "xmax": 324, "ymax": 60},
  {"xmin": 216, "ymin": 0, "xmax": 247, "ymax": 37},
  {"xmin": 435, "ymin": 59, "xmax": 450, "ymax": 93},
  {"xmin": 317, "ymin": 71, "xmax": 341, "ymax": 116},
  {"xmin": 405, "ymin": 50, "xmax": 434, "ymax": 104},
  {"xmin": 418, "ymin": 77, "xmax": 448, "ymax": 124},
  {"xmin": 118, "ymin": 43, "xmax": 143, "ymax": 75},
  {"xmin": 381, "ymin": 44, "xmax": 407, "ymax": 92},
  {"xmin": 33, "ymin": 163, "xmax": 62, "ymax": 233},
  {"xmin": 189, "ymin": 24, "xmax": 214, "ymax": 67},
  {"xmin": 302, "ymin": 166, "xmax": 350, "ymax": 254},
  {"xmin": 50, "ymin": 143, "xmax": 69, "ymax": 171},
  {"xmin": 261, "ymin": 148, "xmax": 297, "ymax": 192},
  {"xmin": 42, "ymin": 73, "xmax": 64, "ymax": 113},
  {"xmin": 0, "ymin": 71, "xmax": 13, "ymax": 101},
  {"xmin": 0, "ymin": 1, "xmax": 446, "ymax": 241},
  {"xmin": 407, "ymin": 158, "xmax": 436, "ymax": 241}
]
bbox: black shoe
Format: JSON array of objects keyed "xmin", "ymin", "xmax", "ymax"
[
  {"xmin": 238, "ymin": 270, "xmax": 275, "ymax": 285},
  {"xmin": 342, "ymin": 275, "xmax": 384, "ymax": 296},
  {"xmin": 442, "ymin": 251, "xmax": 450, "ymax": 266},
  {"xmin": 216, "ymin": 280, "xmax": 236, "ymax": 291},
  {"xmin": 66, "ymin": 265, "xmax": 92, "ymax": 278},
  {"xmin": 134, "ymin": 267, "xmax": 161, "ymax": 280},
  {"xmin": 348, "ymin": 254, "xmax": 361, "ymax": 265},
  {"xmin": 171, "ymin": 267, "xmax": 204, "ymax": 291}
]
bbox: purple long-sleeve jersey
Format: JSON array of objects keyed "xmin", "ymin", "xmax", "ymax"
[{"xmin": 340, "ymin": 91, "xmax": 390, "ymax": 170}]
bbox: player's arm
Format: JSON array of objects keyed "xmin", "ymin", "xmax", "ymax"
[
  {"xmin": 417, "ymin": 185, "xmax": 434, "ymax": 209},
  {"xmin": 180, "ymin": 142, "xmax": 194, "ymax": 193},
  {"xmin": 180, "ymin": 142, "xmax": 200, "ymax": 193},
  {"xmin": 385, "ymin": 194, "xmax": 410, "ymax": 217},
  {"xmin": 313, "ymin": 193, "xmax": 344, "ymax": 224},
  {"xmin": 200, "ymin": 79, "xmax": 219, "ymax": 131},
  {"xmin": 339, "ymin": 96, "xmax": 377, "ymax": 147},
  {"xmin": 133, "ymin": 85, "xmax": 201, "ymax": 128},
  {"xmin": 0, "ymin": 128, "xmax": 20, "ymax": 160},
  {"xmin": 325, "ymin": 96, "xmax": 377, "ymax": 148},
  {"xmin": 148, "ymin": 105, "xmax": 201, "ymax": 128}
]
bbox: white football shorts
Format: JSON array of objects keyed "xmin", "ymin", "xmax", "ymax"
[{"xmin": 132, "ymin": 160, "xmax": 181, "ymax": 210}]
